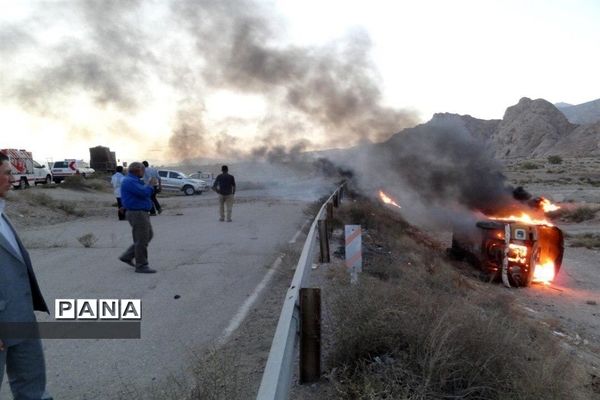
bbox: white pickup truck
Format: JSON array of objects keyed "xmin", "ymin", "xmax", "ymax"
[{"xmin": 51, "ymin": 160, "xmax": 95, "ymax": 183}]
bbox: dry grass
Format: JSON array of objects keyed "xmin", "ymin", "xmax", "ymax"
[
  {"xmin": 321, "ymin": 196, "xmax": 590, "ymax": 400},
  {"xmin": 569, "ymin": 233, "xmax": 600, "ymax": 249},
  {"xmin": 21, "ymin": 191, "xmax": 85, "ymax": 217},
  {"xmin": 554, "ymin": 206, "xmax": 598, "ymax": 223},
  {"xmin": 61, "ymin": 175, "xmax": 111, "ymax": 191}
]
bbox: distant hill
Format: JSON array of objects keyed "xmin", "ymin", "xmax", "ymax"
[
  {"xmin": 555, "ymin": 98, "xmax": 600, "ymax": 124},
  {"xmin": 382, "ymin": 97, "xmax": 600, "ymax": 158}
]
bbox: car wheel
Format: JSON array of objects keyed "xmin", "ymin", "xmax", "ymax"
[
  {"xmin": 196, "ymin": 190, "xmax": 203, "ymax": 195},
  {"xmin": 53, "ymin": 178, "xmax": 62, "ymax": 184},
  {"xmin": 44, "ymin": 175, "xmax": 52, "ymax": 184},
  {"xmin": 183, "ymin": 185, "xmax": 195, "ymax": 196}
]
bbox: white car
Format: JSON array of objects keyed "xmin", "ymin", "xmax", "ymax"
[
  {"xmin": 157, "ymin": 170, "xmax": 209, "ymax": 196},
  {"xmin": 51, "ymin": 160, "xmax": 95, "ymax": 183},
  {"xmin": 32, "ymin": 160, "xmax": 53, "ymax": 185}
]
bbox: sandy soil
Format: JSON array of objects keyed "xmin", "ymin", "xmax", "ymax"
[{"xmin": 501, "ymin": 157, "xmax": 600, "ymax": 382}]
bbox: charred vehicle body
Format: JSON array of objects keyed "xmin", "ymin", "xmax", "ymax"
[{"xmin": 449, "ymin": 219, "xmax": 564, "ymax": 288}]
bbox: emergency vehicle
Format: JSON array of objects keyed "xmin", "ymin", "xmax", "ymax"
[
  {"xmin": 0, "ymin": 149, "xmax": 53, "ymax": 189},
  {"xmin": 51, "ymin": 159, "xmax": 95, "ymax": 183}
]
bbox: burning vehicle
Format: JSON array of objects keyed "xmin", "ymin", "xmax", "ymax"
[
  {"xmin": 378, "ymin": 188, "xmax": 564, "ymax": 288},
  {"xmin": 449, "ymin": 218, "xmax": 564, "ymax": 287},
  {"xmin": 448, "ymin": 196, "xmax": 564, "ymax": 288}
]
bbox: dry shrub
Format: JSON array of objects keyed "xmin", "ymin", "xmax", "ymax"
[
  {"xmin": 77, "ymin": 233, "xmax": 98, "ymax": 248},
  {"xmin": 21, "ymin": 191, "xmax": 84, "ymax": 216},
  {"xmin": 61, "ymin": 175, "xmax": 87, "ymax": 189},
  {"xmin": 569, "ymin": 233, "xmax": 600, "ymax": 249},
  {"xmin": 556, "ymin": 206, "xmax": 597, "ymax": 223},
  {"xmin": 520, "ymin": 162, "xmax": 539, "ymax": 170},
  {"xmin": 62, "ymin": 175, "xmax": 110, "ymax": 191},
  {"xmin": 324, "ymin": 196, "xmax": 588, "ymax": 400}
]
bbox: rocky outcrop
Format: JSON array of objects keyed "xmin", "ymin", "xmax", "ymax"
[
  {"xmin": 490, "ymin": 97, "xmax": 575, "ymax": 158},
  {"xmin": 554, "ymin": 121, "xmax": 600, "ymax": 156},
  {"xmin": 385, "ymin": 97, "xmax": 600, "ymax": 159}
]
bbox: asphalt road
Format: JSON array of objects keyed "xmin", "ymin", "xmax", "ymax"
[{"xmin": 2, "ymin": 193, "xmax": 311, "ymax": 399}]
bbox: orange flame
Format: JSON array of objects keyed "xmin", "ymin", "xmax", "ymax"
[
  {"xmin": 533, "ymin": 260, "xmax": 555, "ymax": 285},
  {"xmin": 508, "ymin": 243, "xmax": 528, "ymax": 263},
  {"xmin": 539, "ymin": 197, "xmax": 560, "ymax": 213},
  {"xmin": 489, "ymin": 212, "xmax": 553, "ymax": 226},
  {"xmin": 379, "ymin": 190, "xmax": 401, "ymax": 208}
]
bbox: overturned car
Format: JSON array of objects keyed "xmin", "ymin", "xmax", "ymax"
[{"xmin": 448, "ymin": 218, "xmax": 564, "ymax": 288}]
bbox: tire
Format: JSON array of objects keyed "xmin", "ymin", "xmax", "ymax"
[
  {"xmin": 54, "ymin": 178, "xmax": 63, "ymax": 184},
  {"xmin": 196, "ymin": 190, "xmax": 203, "ymax": 195},
  {"xmin": 183, "ymin": 185, "xmax": 195, "ymax": 196},
  {"xmin": 45, "ymin": 175, "xmax": 52, "ymax": 184}
]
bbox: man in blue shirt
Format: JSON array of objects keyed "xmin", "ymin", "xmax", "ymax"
[{"xmin": 119, "ymin": 162, "xmax": 157, "ymax": 273}]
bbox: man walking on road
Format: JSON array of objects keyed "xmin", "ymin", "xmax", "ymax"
[
  {"xmin": 119, "ymin": 162, "xmax": 157, "ymax": 273},
  {"xmin": 212, "ymin": 165, "xmax": 236, "ymax": 222},
  {"xmin": 0, "ymin": 153, "xmax": 53, "ymax": 399},
  {"xmin": 142, "ymin": 161, "xmax": 162, "ymax": 216}
]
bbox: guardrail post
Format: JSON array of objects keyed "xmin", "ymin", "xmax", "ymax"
[
  {"xmin": 318, "ymin": 220, "xmax": 330, "ymax": 263},
  {"xmin": 333, "ymin": 192, "xmax": 339, "ymax": 208},
  {"xmin": 326, "ymin": 203, "xmax": 334, "ymax": 234},
  {"xmin": 300, "ymin": 288, "xmax": 321, "ymax": 384}
]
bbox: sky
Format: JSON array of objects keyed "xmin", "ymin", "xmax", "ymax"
[{"xmin": 1, "ymin": 0, "xmax": 599, "ymax": 164}]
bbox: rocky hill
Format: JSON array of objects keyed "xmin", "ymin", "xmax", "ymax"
[
  {"xmin": 490, "ymin": 97, "xmax": 575, "ymax": 158},
  {"xmin": 385, "ymin": 97, "xmax": 600, "ymax": 158},
  {"xmin": 556, "ymin": 98, "xmax": 600, "ymax": 124}
]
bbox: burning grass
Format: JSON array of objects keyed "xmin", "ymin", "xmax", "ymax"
[{"xmin": 321, "ymin": 195, "xmax": 590, "ymax": 399}]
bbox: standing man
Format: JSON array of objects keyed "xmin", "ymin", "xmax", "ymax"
[
  {"xmin": 212, "ymin": 165, "xmax": 236, "ymax": 222},
  {"xmin": 111, "ymin": 166, "xmax": 126, "ymax": 221},
  {"xmin": 119, "ymin": 162, "xmax": 157, "ymax": 273},
  {"xmin": 142, "ymin": 161, "xmax": 162, "ymax": 216},
  {"xmin": 0, "ymin": 153, "xmax": 52, "ymax": 398}
]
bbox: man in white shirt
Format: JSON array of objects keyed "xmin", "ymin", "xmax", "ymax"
[
  {"xmin": 111, "ymin": 166, "xmax": 126, "ymax": 220},
  {"xmin": 0, "ymin": 152, "xmax": 52, "ymax": 398}
]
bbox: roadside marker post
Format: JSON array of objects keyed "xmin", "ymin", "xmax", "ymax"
[{"xmin": 345, "ymin": 225, "xmax": 362, "ymax": 283}]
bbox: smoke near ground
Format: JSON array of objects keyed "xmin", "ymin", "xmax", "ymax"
[{"xmin": 1, "ymin": 0, "xmax": 416, "ymax": 163}]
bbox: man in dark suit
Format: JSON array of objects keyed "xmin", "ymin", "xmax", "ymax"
[{"xmin": 0, "ymin": 152, "xmax": 52, "ymax": 398}]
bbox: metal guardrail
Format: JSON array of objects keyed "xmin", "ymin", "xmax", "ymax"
[{"xmin": 256, "ymin": 184, "xmax": 344, "ymax": 400}]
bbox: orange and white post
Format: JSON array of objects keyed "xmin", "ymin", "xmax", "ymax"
[{"xmin": 345, "ymin": 225, "xmax": 362, "ymax": 283}]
